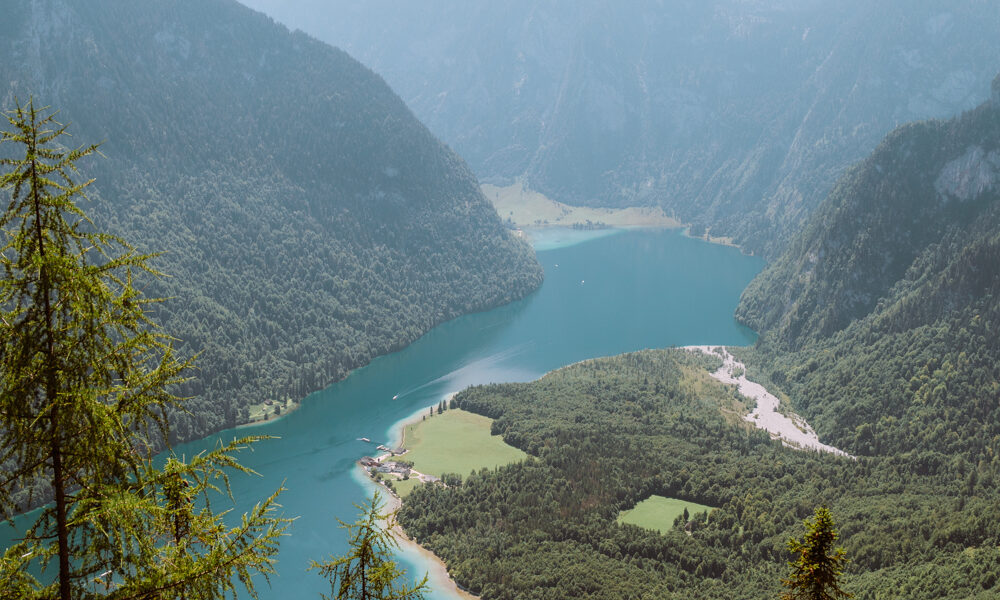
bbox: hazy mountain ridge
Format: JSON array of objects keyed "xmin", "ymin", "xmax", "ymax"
[
  {"xmin": 0, "ymin": 0, "xmax": 542, "ymax": 442},
  {"xmin": 237, "ymin": 0, "xmax": 1000, "ymax": 256},
  {"xmin": 738, "ymin": 79, "xmax": 1000, "ymax": 348},
  {"xmin": 736, "ymin": 77, "xmax": 1000, "ymax": 458}
]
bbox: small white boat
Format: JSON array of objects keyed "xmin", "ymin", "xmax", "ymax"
[
  {"xmin": 392, "ymin": 395, "xmax": 398, "ymax": 400},
  {"xmin": 360, "ymin": 437, "xmax": 371, "ymax": 443}
]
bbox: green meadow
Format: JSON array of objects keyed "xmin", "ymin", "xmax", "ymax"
[
  {"xmin": 402, "ymin": 408, "xmax": 527, "ymax": 479},
  {"xmin": 389, "ymin": 477, "xmax": 422, "ymax": 498},
  {"xmin": 617, "ymin": 495, "xmax": 715, "ymax": 534}
]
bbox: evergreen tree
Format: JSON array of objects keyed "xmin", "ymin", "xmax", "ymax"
[
  {"xmin": 312, "ymin": 491, "xmax": 427, "ymax": 600},
  {"xmin": 781, "ymin": 507, "xmax": 852, "ymax": 600},
  {"xmin": 0, "ymin": 100, "xmax": 287, "ymax": 599}
]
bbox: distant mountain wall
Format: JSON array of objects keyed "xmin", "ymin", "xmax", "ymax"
[
  {"xmin": 736, "ymin": 83, "xmax": 1000, "ymax": 457},
  {"xmin": 0, "ymin": 0, "xmax": 542, "ymax": 441},
  {"xmin": 238, "ymin": 0, "xmax": 1000, "ymax": 256}
]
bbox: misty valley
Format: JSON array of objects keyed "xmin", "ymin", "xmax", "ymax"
[{"xmin": 2, "ymin": 1, "xmax": 1000, "ymax": 600}]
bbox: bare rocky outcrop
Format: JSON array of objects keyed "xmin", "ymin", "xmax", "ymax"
[
  {"xmin": 685, "ymin": 346, "xmax": 853, "ymax": 458},
  {"xmin": 935, "ymin": 145, "xmax": 1000, "ymax": 202}
]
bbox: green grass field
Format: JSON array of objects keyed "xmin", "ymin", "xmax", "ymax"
[
  {"xmin": 402, "ymin": 409, "xmax": 527, "ymax": 478},
  {"xmin": 617, "ymin": 495, "xmax": 715, "ymax": 534},
  {"xmin": 390, "ymin": 477, "xmax": 423, "ymax": 498}
]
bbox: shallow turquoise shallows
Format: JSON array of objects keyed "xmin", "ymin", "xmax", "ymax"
[{"xmin": 3, "ymin": 228, "xmax": 762, "ymax": 599}]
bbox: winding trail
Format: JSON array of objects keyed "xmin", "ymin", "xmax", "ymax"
[{"xmin": 685, "ymin": 346, "xmax": 853, "ymax": 458}]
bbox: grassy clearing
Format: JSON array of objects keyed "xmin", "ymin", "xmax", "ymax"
[
  {"xmin": 390, "ymin": 477, "xmax": 423, "ymax": 498},
  {"xmin": 243, "ymin": 397, "xmax": 297, "ymax": 426},
  {"xmin": 617, "ymin": 495, "xmax": 715, "ymax": 534},
  {"xmin": 680, "ymin": 365, "xmax": 753, "ymax": 427},
  {"xmin": 484, "ymin": 182, "xmax": 680, "ymax": 229},
  {"xmin": 402, "ymin": 409, "xmax": 527, "ymax": 478}
]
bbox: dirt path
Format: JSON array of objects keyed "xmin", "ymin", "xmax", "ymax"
[{"xmin": 684, "ymin": 346, "xmax": 853, "ymax": 458}]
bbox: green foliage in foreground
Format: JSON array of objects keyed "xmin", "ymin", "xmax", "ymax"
[
  {"xmin": 616, "ymin": 496, "xmax": 715, "ymax": 535},
  {"xmin": 402, "ymin": 409, "xmax": 527, "ymax": 479},
  {"xmin": 0, "ymin": 101, "xmax": 287, "ymax": 599},
  {"xmin": 312, "ymin": 491, "xmax": 427, "ymax": 600},
  {"xmin": 398, "ymin": 349, "xmax": 1000, "ymax": 599}
]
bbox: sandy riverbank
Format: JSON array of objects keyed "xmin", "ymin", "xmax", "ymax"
[{"xmin": 684, "ymin": 346, "xmax": 853, "ymax": 458}]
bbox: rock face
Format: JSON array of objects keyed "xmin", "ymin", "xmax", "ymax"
[
  {"xmin": 935, "ymin": 145, "xmax": 1000, "ymax": 202},
  {"xmin": 736, "ymin": 83, "xmax": 1000, "ymax": 462}
]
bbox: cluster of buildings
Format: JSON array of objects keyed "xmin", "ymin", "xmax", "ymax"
[{"xmin": 359, "ymin": 457, "xmax": 412, "ymax": 478}]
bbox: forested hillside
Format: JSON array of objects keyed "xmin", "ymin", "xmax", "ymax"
[
  {"xmin": 0, "ymin": 0, "xmax": 541, "ymax": 442},
  {"xmin": 736, "ymin": 76, "xmax": 1000, "ymax": 457},
  {"xmin": 399, "ymin": 351, "xmax": 1000, "ymax": 599},
  {"xmin": 239, "ymin": 0, "xmax": 1000, "ymax": 255}
]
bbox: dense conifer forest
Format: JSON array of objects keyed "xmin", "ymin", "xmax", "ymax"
[
  {"xmin": 0, "ymin": 0, "xmax": 542, "ymax": 444},
  {"xmin": 400, "ymin": 351, "xmax": 1000, "ymax": 599},
  {"xmin": 4, "ymin": 2, "xmax": 1000, "ymax": 598}
]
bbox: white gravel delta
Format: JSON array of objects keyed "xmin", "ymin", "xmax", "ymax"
[{"xmin": 684, "ymin": 346, "xmax": 853, "ymax": 458}]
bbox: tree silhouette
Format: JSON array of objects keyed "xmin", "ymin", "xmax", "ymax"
[
  {"xmin": 0, "ymin": 99, "xmax": 287, "ymax": 599},
  {"xmin": 312, "ymin": 491, "xmax": 427, "ymax": 600},
  {"xmin": 781, "ymin": 506, "xmax": 852, "ymax": 600}
]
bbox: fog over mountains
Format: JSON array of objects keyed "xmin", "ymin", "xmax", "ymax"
[{"xmin": 239, "ymin": 0, "xmax": 1000, "ymax": 255}]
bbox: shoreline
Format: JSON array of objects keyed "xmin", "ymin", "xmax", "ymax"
[
  {"xmin": 235, "ymin": 398, "xmax": 302, "ymax": 429},
  {"xmin": 484, "ymin": 181, "xmax": 681, "ymax": 231},
  {"xmin": 362, "ymin": 393, "xmax": 478, "ymax": 600},
  {"xmin": 381, "ymin": 488, "xmax": 479, "ymax": 600},
  {"xmin": 486, "ymin": 181, "xmax": 749, "ymax": 254},
  {"xmin": 385, "ymin": 392, "xmax": 457, "ymax": 449}
]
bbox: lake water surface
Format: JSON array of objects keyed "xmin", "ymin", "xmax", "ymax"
[{"xmin": 4, "ymin": 228, "xmax": 762, "ymax": 599}]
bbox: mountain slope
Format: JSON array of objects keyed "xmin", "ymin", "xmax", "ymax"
[
  {"xmin": 0, "ymin": 0, "xmax": 542, "ymax": 441},
  {"xmin": 238, "ymin": 0, "xmax": 1000, "ymax": 255},
  {"xmin": 737, "ymin": 76, "xmax": 1000, "ymax": 457}
]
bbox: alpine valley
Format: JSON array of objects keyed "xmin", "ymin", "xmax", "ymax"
[
  {"xmin": 238, "ymin": 0, "xmax": 1000, "ymax": 256},
  {"xmin": 2, "ymin": 1, "xmax": 1000, "ymax": 599},
  {"xmin": 397, "ymin": 77, "xmax": 1000, "ymax": 600}
]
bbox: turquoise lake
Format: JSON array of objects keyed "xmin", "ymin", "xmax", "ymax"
[{"xmin": 4, "ymin": 228, "xmax": 762, "ymax": 598}]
